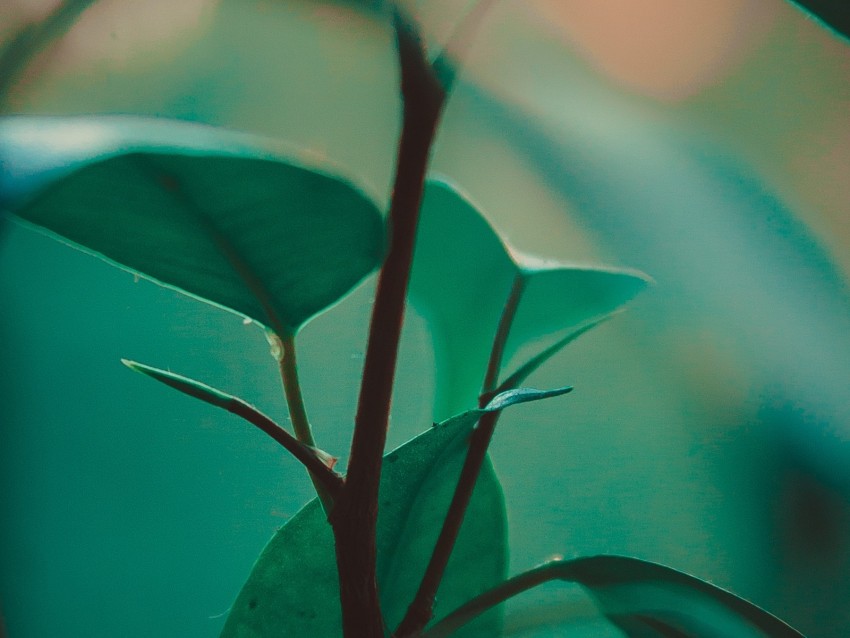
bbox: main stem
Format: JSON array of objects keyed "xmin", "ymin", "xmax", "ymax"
[{"xmin": 331, "ymin": 14, "xmax": 445, "ymax": 638}]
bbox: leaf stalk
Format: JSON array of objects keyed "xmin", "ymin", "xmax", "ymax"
[{"xmin": 276, "ymin": 333, "xmax": 335, "ymax": 512}]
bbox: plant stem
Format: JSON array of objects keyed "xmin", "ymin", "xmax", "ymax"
[
  {"xmin": 394, "ymin": 410, "xmax": 501, "ymax": 637},
  {"xmin": 279, "ymin": 334, "xmax": 314, "ymax": 446},
  {"xmin": 277, "ymin": 333, "xmax": 337, "ymax": 513},
  {"xmin": 0, "ymin": 0, "xmax": 97, "ymax": 105},
  {"xmin": 395, "ymin": 274, "xmax": 525, "ymax": 637},
  {"xmin": 330, "ymin": 12, "xmax": 445, "ymax": 638},
  {"xmin": 480, "ymin": 273, "xmax": 525, "ymax": 398}
]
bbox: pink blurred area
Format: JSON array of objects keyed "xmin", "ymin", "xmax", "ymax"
[
  {"xmin": 527, "ymin": 0, "xmax": 780, "ymax": 102},
  {"xmin": 491, "ymin": 0, "xmax": 850, "ymax": 280}
]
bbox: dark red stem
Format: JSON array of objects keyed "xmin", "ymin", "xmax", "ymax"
[
  {"xmin": 394, "ymin": 276, "xmax": 524, "ymax": 637},
  {"xmin": 330, "ymin": 13, "xmax": 445, "ymax": 638}
]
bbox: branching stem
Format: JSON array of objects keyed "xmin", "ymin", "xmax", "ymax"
[{"xmin": 330, "ymin": 2, "xmax": 502, "ymax": 635}]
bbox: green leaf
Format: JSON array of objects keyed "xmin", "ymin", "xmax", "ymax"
[
  {"xmin": 409, "ymin": 178, "xmax": 650, "ymax": 417},
  {"xmin": 0, "ymin": 116, "xmax": 385, "ymax": 335},
  {"xmin": 482, "ymin": 385, "xmax": 573, "ymax": 412},
  {"xmin": 424, "ymin": 555, "xmax": 806, "ymax": 638},
  {"xmin": 221, "ymin": 409, "xmax": 510, "ymax": 637}
]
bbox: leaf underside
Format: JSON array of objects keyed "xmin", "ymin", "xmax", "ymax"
[{"xmin": 0, "ymin": 116, "xmax": 385, "ymax": 334}]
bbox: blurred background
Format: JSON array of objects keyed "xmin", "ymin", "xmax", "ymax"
[{"xmin": 1, "ymin": 1, "xmax": 849, "ymax": 636}]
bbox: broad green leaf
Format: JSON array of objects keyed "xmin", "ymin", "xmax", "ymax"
[
  {"xmin": 424, "ymin": 556, "xmax": 806, "ymax": 638},
  {"xmin": 564, "ymin": 556, "xmax": 805, "ymax": 638},
  {"xmin": 0, "ymin": 116, "xmax": 385, "ymax": 335},
  {"xmin": 409, "ymin": 178, "xmax": 650, "ymax": 417}
]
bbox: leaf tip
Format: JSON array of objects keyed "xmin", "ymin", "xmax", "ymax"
[
  {"xmin": 121, "ymin": 358, "xmax": 148, "ymax": 375},
  {"xmin": 484, "ymin": 385, "xmax": 573, "ymax": 412},
  {"xmin": 121, "ymin": 359, "xmax": 233, "ymax": 409}
]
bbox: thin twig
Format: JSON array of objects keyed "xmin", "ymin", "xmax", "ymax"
[
  {"xmin": 0, "ymin": 0, "xmax": 98, "ymax": 105},
  {"xmin": 393, "ymin": 410, "xmax": 502, "ymax": 637},
  {"xmin": 226, "ymin": 393, "xmax": 343, "ymax": 498},
  {"xmin": 122, "ymin": 360, "xmax": 344, "ymax": 498}
]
